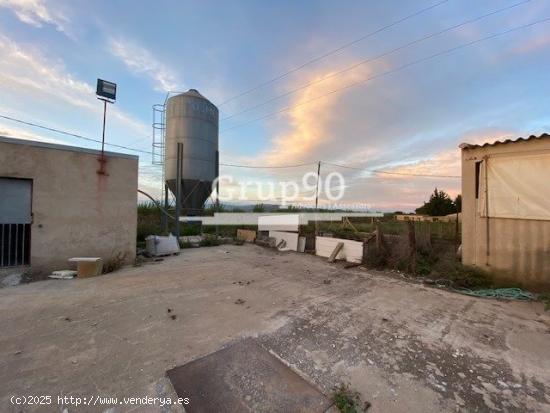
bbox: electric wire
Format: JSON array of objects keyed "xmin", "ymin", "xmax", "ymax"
[
  {"xmin": 0, "ymin": 114, "xmax": 314, "ymax": 169},
  {"xmin": 0, "ymin": 114, "xmax": 155, "ymax": 156},
  {"xmin": 217, "ymin": 0, "xmax": 450, "ymax": 106},
  {"xmin": 221, "ymin": 0, "xmax": 531, "ymax": 122},
  {"xmin": 1, "ymin": 113, "xmax": 463, "ymax": 178},
  {"xmin": 323, "ymin": 161, "xmax": 460, "ymax": 178},
  {"xmin": 221, "ymin": 16, "xmax": 550, "ymax": 133}
]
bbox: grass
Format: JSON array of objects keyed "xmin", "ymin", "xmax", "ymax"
[
  {"xmin": 103, "ymin": 252, "xmax": 127, "ymax": 274},
  {"xmin": 202, "ymin": 225, "xmax": 257, "ymax": 238},
  {"xmin": 179, "ymin": 240, "xmax": 195, "ymax": 249},
  {"xmin": 137, "ymin": 202, "xmax": 202, "ymax": 242},
  {"xmin": 331, "ymin": 384, "xmax": 367, "ymax": 413},
  {"xmin": 538, "ymin": 293, "xmax": 550, "ymax": 311},
  {"xmin": 363, "ymin": 234, "xmax": 494, "ymax": 289},
  {"xmin": 199, "ymin": 235, "xmax": 221, "ymax": 247}
]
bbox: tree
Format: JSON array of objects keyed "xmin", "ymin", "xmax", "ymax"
[
  {"xmin": 415, "ymin": 188, "xmax": 456, "ymax": 216},
  {"xmin": 252, "ymin": 203, "xmax": 265, "ymax": 212},
  {"xmin": 453, "ymin": 195, "xmax": 462, "ymax": 213}
]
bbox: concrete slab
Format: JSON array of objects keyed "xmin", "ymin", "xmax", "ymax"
[
  {"xmin": 167, "ymin": 339, "xmax": 331, "ymax": 413},
  {"xmin": 0, "ymin": 245, "xmax": 549, "ymax": 412}
]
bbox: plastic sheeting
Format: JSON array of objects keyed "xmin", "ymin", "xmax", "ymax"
[
  {"xmin": 479, "ymin": 153, "xmax": 550, "ymax": 220},
  {"xmin": 145, "ymin": 234, "xmax": 180, "ymax": 256}
]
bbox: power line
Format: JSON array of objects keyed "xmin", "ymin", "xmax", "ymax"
[
  {"xmin": 220, "ymin": 162, "xmax": 317, "ymax": 169},
  {"xmin": 221, "ymin": 0, "xmax": 531, "ymax": 122},
  {"xmin": 0, "ymin": 114, "xmax": 155, "ymax": 156},
  {"xmin": 221, "ymin": 16, "xmax": 550, "ymax": 133},
  {"xmin": 0, "ymin": 113, "xmax": 317, "ymax": 170},
  {"xmin": 217, "ymin": 0, "xmax": 450, "ymax": 107},
  {"xmin": 161, "ymin": 154, "xmax": 317, "ymax": 168},
  {"xmin": 323, "ymin": 161, "xmax": 460, "ymax": 178},
  {"xmin": 0, "ymin": 112, "xmax": 462, "ymax": 178}
]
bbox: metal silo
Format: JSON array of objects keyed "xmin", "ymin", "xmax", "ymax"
[{"xmin": 165, "ymin": 89, "xmax": 219, "ymax": 214}]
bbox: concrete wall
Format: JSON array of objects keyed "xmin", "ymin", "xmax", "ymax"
[
  {"xmin": 0, "ymin": 137, "xmax": 138, "ymax": 274},
  {"xmin": 461, "ymin": 138, "xmax": 550, "ymax": 291}
]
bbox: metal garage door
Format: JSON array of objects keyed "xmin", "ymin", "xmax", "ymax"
[{"xmin": 0, "ymin": 178, "xmax": 32, "ymax": 267}]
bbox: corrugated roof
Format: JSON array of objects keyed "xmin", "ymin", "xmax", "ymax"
[{"xmin": 459, "ymin": 133, "xmax": 550, "ymax": 150}]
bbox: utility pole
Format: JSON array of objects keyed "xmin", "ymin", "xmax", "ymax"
[
  {"xmin": 314, "ymin": 161, "xmax": 321, "ymax": 236},
  {"xmin": 162, "ymin": 184, "xmax": 169, "ymax": 233},
  {"xmin": 215, "ymin": 150, "xmax": 219, "ymax": 238},
  {"xmin": 175, "ymin": 143, "xmax": 183, "ymax": 244}
]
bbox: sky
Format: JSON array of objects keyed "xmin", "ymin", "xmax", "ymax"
[{"xmin": 0, "ymin": 0, "xmax": 549, "ymax": 211}]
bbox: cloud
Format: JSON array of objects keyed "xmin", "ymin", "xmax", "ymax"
[
  {"xmin": 510, "ymin": 32, "xmax": 550, "ymax": 56},
  {"xmin": 258, "ymin": 65, "xmax": 371, "ymax": 166},
  {"xmin": 380, "ymin": 150, "xmax": 461, "ymax": 179},
  {"xmin": 0, "ymin": 33, "xmax": 149, "ymax": 137},
  {"xmin": 108, "ymin": 37, "xmax": 183, "ymax": 92},
  {"xmin": 0, "ymin": 122, "xmax": 67, "ymax": 144},
  {"xmin": 0, "ymin": 0, "xmax": 70, "ymax": 35}
]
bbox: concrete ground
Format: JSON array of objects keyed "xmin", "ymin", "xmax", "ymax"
[{"xmin": 1, "ymin": 244, "xmax": 549, "ymax": 412}]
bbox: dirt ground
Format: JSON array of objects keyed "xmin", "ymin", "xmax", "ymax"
[{"xmin": 1, "ymin": 244, "xmax": 549, "ymax": 412}]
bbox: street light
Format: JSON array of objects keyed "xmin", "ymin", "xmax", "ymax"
[{"xmin": 96, "ymin": 79, "xmax": 117, "ymax": 175}]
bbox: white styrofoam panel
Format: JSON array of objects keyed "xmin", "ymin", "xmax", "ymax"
[
  {"xmin": 315, "ymin": 236, "xmax": 363, "ymax": 263},
  {"xmin": 259, "ymin": 215, "xmax": 300, "ymax": 232},
  {"xmin": 269, "ymin": 231, "xmax": 299, "ymax": 251},
  {"xmin": 298, "ymin": 236, "xmax": 306, "ymax": 253},
  {"xmin": 180, "ymin": 212, "xmax": 383, "ymax": 225}
]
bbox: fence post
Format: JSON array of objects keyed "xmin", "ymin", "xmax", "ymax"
[
  {"xmin": 455, "ymin": 211, "xmax": 459, "ymax": 246},
  {"xmin": 408, "ymin": 221, "xmax": 416, "ymax": 274},
  {"xmin": 376, "ymin": 221, "xmax": 384, "ymax": 252}
]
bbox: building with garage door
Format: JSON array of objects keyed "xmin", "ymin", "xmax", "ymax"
[
  {"xmin": 0, "ymin": 136, "xmax": 138, "ymax": 279},
  {"xmin": 460, "ymin": 133, "xmax": 550, "ymax": 291}
]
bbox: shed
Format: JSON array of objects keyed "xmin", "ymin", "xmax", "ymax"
[
  {"xmin": 0, "ymin": 136, "xmax": 138, "ymax": 278},
  {"xmin": 460, "ymin": 133, "xmax": 550, "ymax": 290}
]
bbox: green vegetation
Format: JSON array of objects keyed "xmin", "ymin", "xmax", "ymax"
[
  {"xmin": 179, "ymin": 240, "xmax": 194, "ymax": 249},
  {"xmin": 199, "ymin": 235, "xmax": 221, "ymax": 247},
  {"xmin": 415, "ymin": 188, "xmax": 461, "ymax": 216},
  {"xmin": 137, "ymin": 202, "xmax": 200, "ymax": 242},
  {"xmin": 332, "ymin": 384, "xmax": 367, "ymax": 413},
  {"xmin": 416, "ymin": 251, "xmax": 492, "ymax": 288},
  {"xmin": 137, "ymin": 202, "xmax": 164, "ymax": 242},
  {"xmin": 538, "ymin": 293, "xmax": 550, "ymax": 311},
  {"xmin": 252, "ymin": 203, "xmax": 265, "ymax": 212},
  {"xmin": 300, "ymin": 219, "xmax": 459, "ymax": 242},
  {"xmin": 103, "ymin": 252, "xmax": 127, "ymax": 274},
  {"xmin": 204, "ymin": 203, "xmax": 226, "ymax": 215}
]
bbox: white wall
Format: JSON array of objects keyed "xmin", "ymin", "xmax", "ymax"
[{"xmin": 181, "ymin": 212, "xmax": 382, "ymax": 226}]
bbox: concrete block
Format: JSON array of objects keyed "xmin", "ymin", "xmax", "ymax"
[
  {"xmin": 237, "ymin": 229, "xmax": 256, "ymax": 243},
  {"xmin": 68, "ymin": 257, "xmax": 103, "ymax": 278}
]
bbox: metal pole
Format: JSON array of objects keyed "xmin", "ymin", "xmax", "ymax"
[
  {"xmin": 314, "ymin": 161, "xmax": 321, "ymax": 236},
  {"xmin": 162, "ymin": 183, "xmax": 168, "ymax": 233},
  {"xmin": 215, "ymin": 150, "xmax": 219, "ymax": 238},
  {"xmin": 175, "ymin": 143, "xmax": 183, "ymax": 243},
  {"xmin": 215, "ymin": 151, "xmax": 220, "ymax": 209},
  {"xmin": 101, "ymin": 99, "xmax": 107, "ymax": 156}
]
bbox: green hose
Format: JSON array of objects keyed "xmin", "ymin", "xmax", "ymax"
[{"xmin": 454, "ymin": 287, "xmax": 535, "ymax": 301}]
